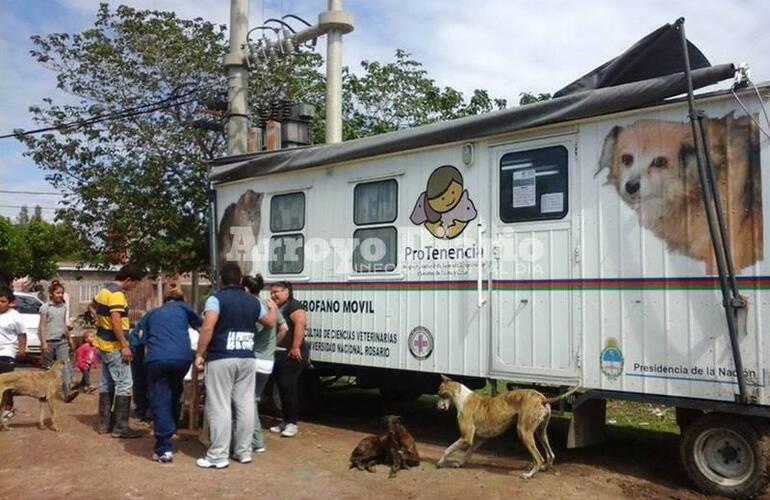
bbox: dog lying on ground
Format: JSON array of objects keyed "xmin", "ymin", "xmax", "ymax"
[
  {"xmin": 0, "ymin": 360, "xmax": 69, "ymax": 431},
  {"xmin": 598, "ymin": 113, "xmax": 762, "ymax": 273},
  {"xmin": 349, "ymin": 415, "xmax": 420, "ymax": 477},
  {"xmin": 436, "ymin": 375, "xmax": 580, "ymax": 478}
]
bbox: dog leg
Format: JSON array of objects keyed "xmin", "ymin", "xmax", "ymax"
[
  {"xmin": 437, "ymin": 438, "xmax": 467, "ymax": 468},
  {"xmin": 537, "ymin": 411, "xmax": 555, "ymax": 470},
  {"xmin": 47, "ymin": 395, "xmax": 59, "ymax": 432},
  {"xmin": 458, "ymin": 438, "xmax": 485, "ymax": 467},
  {"xmin": 517, "ymin": 425, "xmax": 545, "ymax": 479},
  {"xmin": 38, "ymin": 397, "xmax": 47, "ymax": 430},
  {"xmin": 365, "ymin": 460, "xmax": 377, "ymax": 473}
]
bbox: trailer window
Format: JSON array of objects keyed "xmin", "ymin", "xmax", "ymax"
[
  {"xmin": 269, "ymin": 234, "xmax": 304, "ymax": 274},
  {"xmin": 270, "ymin": 192, "xmax": 305, "ymax": 232},
  {"xmin": 354, "ymin": 179, "xmax": 398, "ymax": 225},
  {"xmin": 499, "ymin": 146, "xmax": 568, "ymax": 222},
  {"xmin": 353, "ymin": 227, "xmax": 397, "ymax": 272}
]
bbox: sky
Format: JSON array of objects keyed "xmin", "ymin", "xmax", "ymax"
[{"xmin": 1, "ymin": 0, "xmax": 769, "ymax": 221}]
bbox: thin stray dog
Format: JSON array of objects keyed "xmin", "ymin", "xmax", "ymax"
[
  {"xmin": 436, "ymin": 375, "xmax": 581, "ymax": 478},
  {"xmin": 349, "ymin": 415, "xmax": 420, "ymax": 477},
  {"xmin": 0, "ymin": 360, "xmax": 67, "ymax": 431}
]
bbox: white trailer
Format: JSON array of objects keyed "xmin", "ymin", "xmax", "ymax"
[{"xmin": 209, "ymin": 23, "xmax": 770, "ymax": 498}]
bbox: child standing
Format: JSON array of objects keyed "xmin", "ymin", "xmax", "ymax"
[
  {"xmin": 40, "ymin": 282, "xmax": 78, "ymax": 401},
  {"xmin": 0, "ymin": 287, "xmax": 27, "ymax": 422},
  {"xmin": 76, "ymin": 332, "xmax": 98, "ymax": 392}
]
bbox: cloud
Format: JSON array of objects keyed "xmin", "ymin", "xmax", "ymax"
[{"xmin": 1, "ymin": 0, "xmax": 767, "ymax": 217}]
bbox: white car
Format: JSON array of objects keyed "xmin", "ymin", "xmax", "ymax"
[{"xmin": 12, "ymin": 292, "xmax": 43, "ymax": 354}]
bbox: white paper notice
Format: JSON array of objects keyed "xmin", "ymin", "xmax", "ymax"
[
  {"xmin": 541, "ymin": 192, "xmax": 564, "ymax": 213},
  {"xmin": 512, "ymin": 169, "xmax": 536, "ymax": 208}
]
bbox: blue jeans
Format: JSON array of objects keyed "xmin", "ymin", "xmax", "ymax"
[
  {"xmin": 146, "ymin": 359, "xmax": 191, "ymax": 454},
  {"xmin": 99, "ymin": 349, "xmax": 133, "ymax": 396},
  {"xmin": 131, "ymin": 347, "xmax": 149, "ymax": 417}
]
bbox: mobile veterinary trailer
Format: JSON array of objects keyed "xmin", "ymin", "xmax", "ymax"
[{"xmin": 210, "ymin": 28, "xmax": 770, "ymax": 498}]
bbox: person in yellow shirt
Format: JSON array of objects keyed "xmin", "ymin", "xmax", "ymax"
[{"xmin": 91, "ymin": 264, "xmax": 146, "ymax": 438}]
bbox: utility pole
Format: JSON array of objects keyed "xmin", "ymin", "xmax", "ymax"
[
  {"xmin": 322, "ymin": 0, "xmax": 352, "ymax": 143},
  {"xmin": 225, "ymin": 0, "xmax": 249, "ymax": 156}
]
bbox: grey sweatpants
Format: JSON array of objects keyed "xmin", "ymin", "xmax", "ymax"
[{"xmin": 204, "ymin": 357, "xmax": 256, "ymax": 463}]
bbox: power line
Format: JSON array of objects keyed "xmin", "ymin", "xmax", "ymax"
[
  {"xmin": 0, "ymin": 189, "xmax": 66, "ymax": 196},
  {"xmin": 0, "ymin": 85, "xmax": 212, "ymax": 140},
  {"xmin": 0, "ymin": 204, "xmax": 59, "ymax": 211}
]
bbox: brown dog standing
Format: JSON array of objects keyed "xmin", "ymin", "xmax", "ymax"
[
  {"xmin": 0, "ymin": 360, "xmax": 68, "ymax": 431},
  {"xmin": 436, "ymin": 375, "xmax": 580, "ymax": 478}
]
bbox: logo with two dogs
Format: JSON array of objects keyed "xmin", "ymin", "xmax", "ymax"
[
  {"xmin": 600, "ymin": 337, "xmax": 624, "ymax": 381},
  {"xmin": 408, "ymin": 326, "xmax": 434, "ymax": 360}
]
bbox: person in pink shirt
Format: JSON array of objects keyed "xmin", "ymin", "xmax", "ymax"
[{"xmin": 76, "ymin": 332, "xmax": 98, "ymax": 393}]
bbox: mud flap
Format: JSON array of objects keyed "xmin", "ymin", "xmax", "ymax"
[{"xmin": 567, "ymin": 397, "xmax": 606, "ymax": 448}]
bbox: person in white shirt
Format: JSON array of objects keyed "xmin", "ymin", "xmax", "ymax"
[{"xmin": 0, "ymin": 287, "xmax": 27, "ymax": 422}]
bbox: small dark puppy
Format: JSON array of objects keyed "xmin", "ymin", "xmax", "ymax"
[{"xmin": 349, "ymin": 415, "xmax": 420, "ymax": 477}]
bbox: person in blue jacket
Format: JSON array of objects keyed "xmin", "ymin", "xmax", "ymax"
[{"xmin": 143, "ymin": 288, "xmax": 202, "ymax": 463}]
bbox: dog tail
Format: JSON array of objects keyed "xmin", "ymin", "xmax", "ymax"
[{"xmin": 545, "ymin": 384, "xmax": 582, "ymax": 404}]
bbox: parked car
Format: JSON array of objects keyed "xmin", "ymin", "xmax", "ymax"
[{"xmin": 12, "ymin": 292, "xmax": 43, "ymax": 354}]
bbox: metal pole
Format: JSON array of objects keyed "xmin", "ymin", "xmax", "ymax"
[
  {"xmin": 325, "ymin": 0, "xmax": 344, "ymax": 143},
  {"xmin": 675, "ymin": 18, "xmax": 748, "ymax": 403},
  {"xmin": 226, "ymin": 0, "xmax": 249, "ymax": 156}
]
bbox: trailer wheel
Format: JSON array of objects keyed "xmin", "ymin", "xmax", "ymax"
[{"xmin": 680, "ymin": 413, "xmax": 770, "ymax": 498}]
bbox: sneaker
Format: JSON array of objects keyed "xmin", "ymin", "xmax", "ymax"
[
  {"xmin": 254, "ymin": 446, "xmax": 266, "ymax": 453},
  {"xmin": 233, "ymin": 455, "xmax": 252, "ymax": 464},
  {"xmin": 152, "ymin": 451, "xmax": 173, "ymax": 463},
  {"xmin": 269, "ymin": 423, "xmax": 285, "ymax": 434},
  {"xmin": 196, "ymin": 457, "xmax": 229, "ymax": 469},
  {"xmin": 281, "ymin": 423, "xmax": 298, "ymax": 437},
  {"xmin": 1, "ymin": 409, "xmax": 16, "ymax": 423}
]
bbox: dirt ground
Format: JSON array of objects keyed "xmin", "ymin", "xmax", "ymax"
[{"xmin": 0, "ymin": 366, "xmax": 738, "ymax": 500}]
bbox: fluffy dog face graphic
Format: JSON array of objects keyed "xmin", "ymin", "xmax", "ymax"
[
  {"xmin": 598, "ymin": 114, "xmax": 762, "ymax": 273},
  {"xmin": 599, "ymin": 121, "xmax": 699, "ymax": 228}
]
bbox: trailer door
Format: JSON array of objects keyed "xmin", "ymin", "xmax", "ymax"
[{"xmin": 489, "ymin": 136, "xmax": 579, "ymax": 383}]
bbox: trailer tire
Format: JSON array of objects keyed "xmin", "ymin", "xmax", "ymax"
[{"xmin": 680, "ymin": 413, "xmax": 770, "ymax": 499}]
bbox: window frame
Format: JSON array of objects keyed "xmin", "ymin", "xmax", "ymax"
[
  {"xmin": 353, "ymin": 178, "xmax": 399, "ymax": 226},
  {"xmin": 498, "ymin": 145, "xmax": 569, "ymax": 223},
  {"xmin": 268, "ymin": 233, "xmax": 305, "ymax": 275},
  {"xmin": 269, "ymin": 192, "xmax": 306, "ymax": 233},
  {"xmin": 352, "ymin": 226, "xmax": 398, "ymax": 273}
]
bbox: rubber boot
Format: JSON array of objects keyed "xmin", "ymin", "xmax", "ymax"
[
  {"xmin": 111, "ymin": 395, "xmax": 143, "ymax": 439},
  {"xmin": 97, "ymin": 392, "xmax": 114, "ymax": 434},
  {"xmin": 63, "ymin": 383, "xmax": 80, "ymax": 403}
]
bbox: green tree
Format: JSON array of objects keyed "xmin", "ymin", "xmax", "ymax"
[
  {"xmin": 341, "ymin": 50, "xmax": 507, "ymax": 140},
  {"xmin": 519, "ymin": 92, "xmax": 552, "ymax": 105},
  {"xmin": 16, "ymin": 206, "xmax": 29, "ymax": 225},
  {"xmin": 19, "ymin": 4, "xmax": 229, "ymax": 273},
  {"xmin": 19, "ymin": 5, "xmax": 507, "ymax": 273},
  {"xmin": 0, "ymin": 217, "xmax": 79, "ymax": 283}
]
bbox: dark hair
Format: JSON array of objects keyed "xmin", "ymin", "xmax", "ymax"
[
  {"xmin": 271, "ymin": 280, "xmax": 294, "ymax": 300},
  {"xmin": 163, "ymin": 288, "xmax": 185, "ymax": 303},
  {"xmin": 0, "ymin": 287, "xmax": 15, "ymax": 302},
  {"xmin": 49, "ymin": 282, "xmax": 65, "ymax": 296},
  {"xmin": 115, "ymin": 264, "xmax": 147, "ymax": 282},
  {"xmin": 242, "ymin": 274, "xmax": 264, "ymax": 295},
  {"xmin": 220, "ymin": 262, "xmax": 243, "ymax": 287},
  {"xmin": 426, "ymin": 165, "xmax": 464, "ymax": 199}
]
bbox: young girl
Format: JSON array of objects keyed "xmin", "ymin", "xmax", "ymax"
[
  {"xmin": 76, "ymin": 331, "xmax": 98, "ymax": 393},
  {"xmin": 40, "ymin": 282, "xmax": 77, "ymax": 401}
]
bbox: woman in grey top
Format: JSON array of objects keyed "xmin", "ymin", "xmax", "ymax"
[{"xmin": 242, "ymin": 274, "xmax": 287, "ymax": 452}]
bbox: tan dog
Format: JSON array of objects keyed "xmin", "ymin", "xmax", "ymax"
[
  {"xmin": 436, "ymin": 375, "xmax": 580, "ymax": 478},
  {"xmin": 0, "ymin": 360, "xmax": 67, "ymax": 431},
  {"xmin": 598, "ymin": 113, "xmax": 762, "ymax": 274}
]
